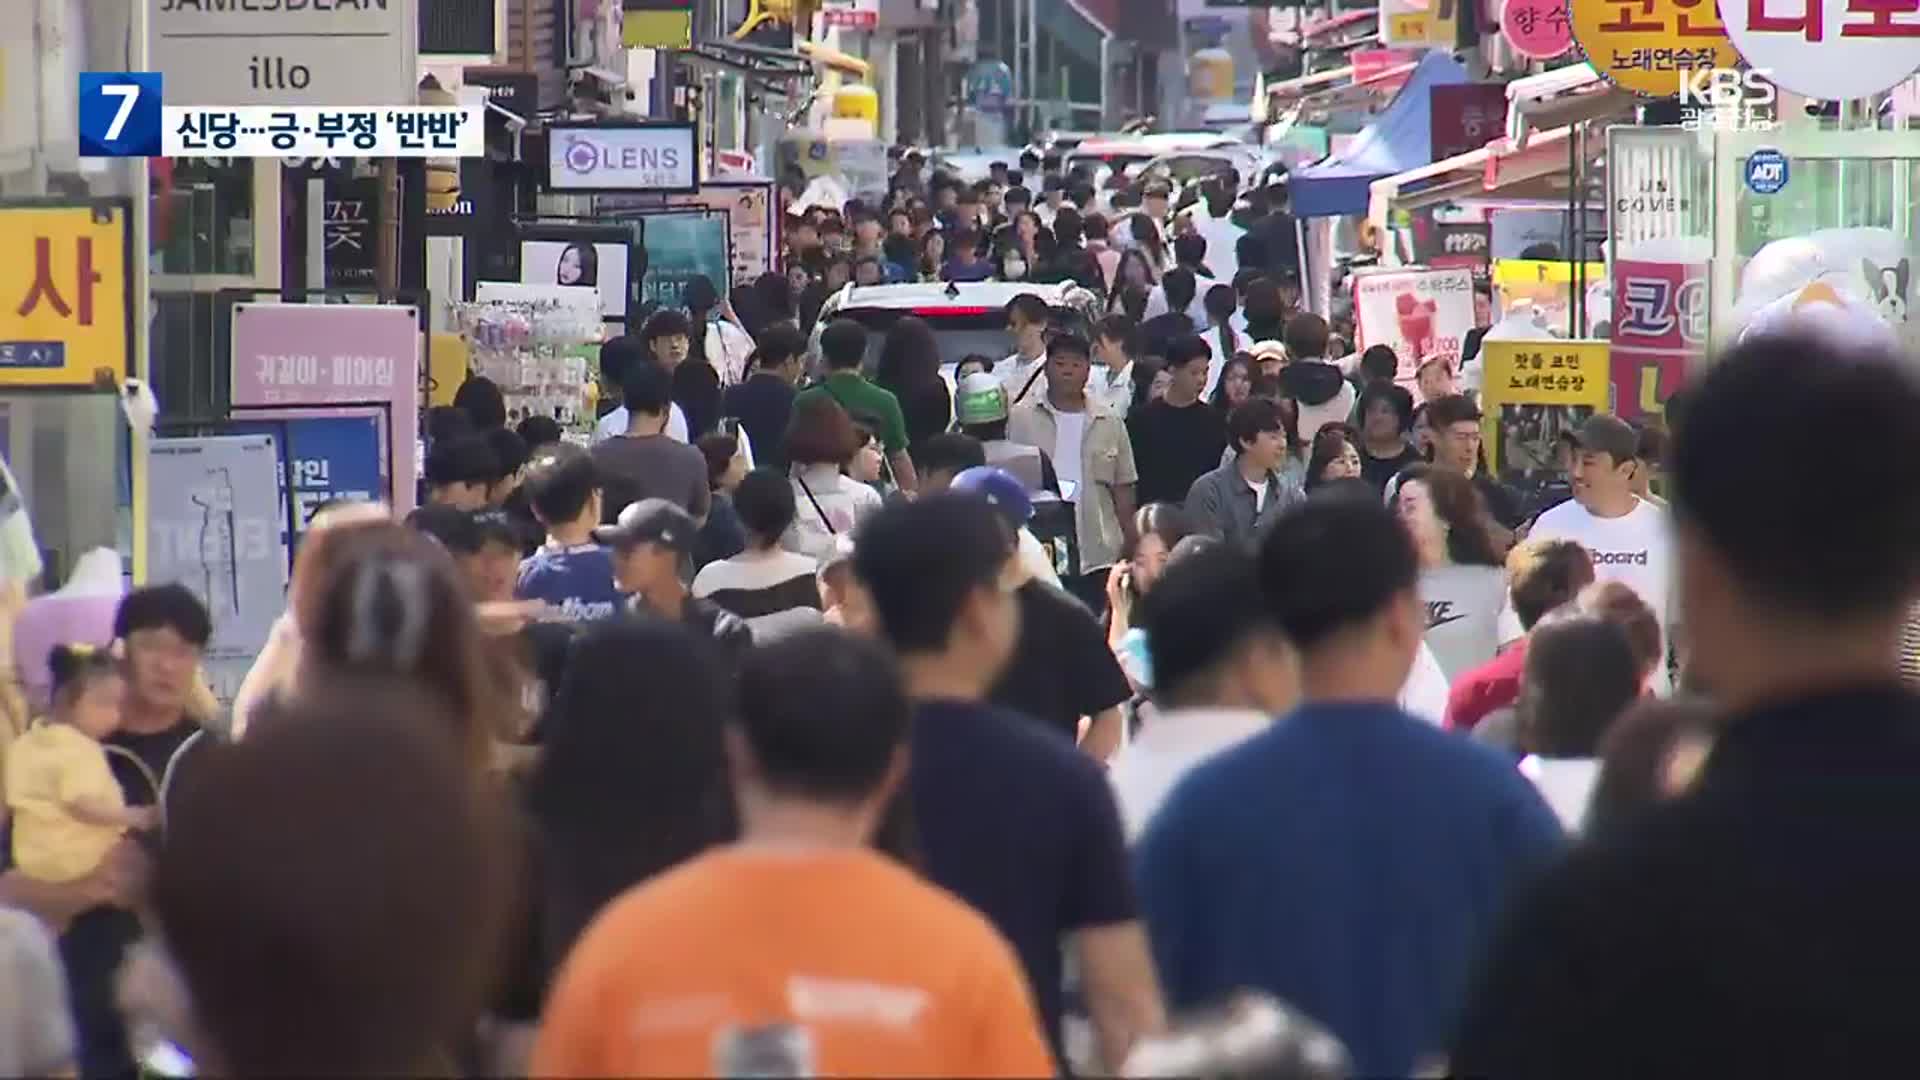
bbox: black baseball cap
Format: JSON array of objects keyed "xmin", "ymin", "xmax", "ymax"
[
  {"xmin": 592, "ymin": 498, "xmax": 697, "ymax": 554},
  {"xmin": 1563, "ymin": 414, "xmax": 1640, "ymax": 463}
]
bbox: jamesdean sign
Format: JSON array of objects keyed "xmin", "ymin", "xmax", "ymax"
[
  {"xmin": 153, "ymin": 0, "xmax": 419, "ymax": 108},
  {"xmin": 546, "ymin": 123, "xmax": 699, "ymax": 193}
]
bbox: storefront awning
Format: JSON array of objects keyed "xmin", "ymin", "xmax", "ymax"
[
  {"xmin": 1365, "ymin": 122, "xmax": 1612, "ymax": 242},
  {"xmin": 1505, "ymin": 62, "xmax": 1632, "ymax": 146},
  {"xmin": 1289, "ymin": 51, "xmax": 1469, "ymax": 218}
]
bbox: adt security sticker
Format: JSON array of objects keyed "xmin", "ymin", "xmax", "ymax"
[{"xmin": 1745, "ymin": 148, "xmax": 1789, "ymax": 196}]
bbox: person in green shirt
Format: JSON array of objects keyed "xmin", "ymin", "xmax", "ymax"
[{"xmin": 797, "ymin": 320, "xmax": 920, "ymax": 494}]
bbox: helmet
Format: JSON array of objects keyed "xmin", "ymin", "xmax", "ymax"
[
  {"xmin": 950, "ymin": 466, "xmax": 1034, "ymax": 526},
  {"xmin": 955, "ymin": 372, "xmax": 1010, "ymax": 426}
]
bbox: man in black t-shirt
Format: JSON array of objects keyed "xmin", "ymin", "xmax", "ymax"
[
  {"xmin": 1128, "ymin": 335, "xmax": 1229, "ymax": 506},
  {"xmin": 597, "ymin": 498, "xmax": 753, "ymax": 661},
  {"xmin": 723, "ymin": 322, "xmax": 806, "ymax": 472}
]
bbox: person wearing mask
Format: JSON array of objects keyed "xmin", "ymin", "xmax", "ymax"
[
  {"xmin": 1522, "ymin": 414, "xmax": 1672, "ymax": 689},
  {"xmin": 855, "ymin": 496, "xmax": 1166, "ymax": 1069},
  {"xmin": 590, "ymin": 362, "xmax": 711, "ymax": 525},
  {"xmin": 723, "ymin": 322, "xmax": 806, "ymax": 473},
  {"xmin": 1184, "ymin": 399, "xmax": 1306, "ymax": 549},
  {"xmin": 141, "ymin": 688, "xmax": 512, "ymax": 1078},
  {"xmin": 1277, "ymin": 313, "xmax": 1356, "ymax": 441},
  {"xmin": 876, "ymin": 315, "xmax": 954, "ymax": 448},
  {"xmin": 515, "ymin": 445, "xmax": 622, "ymax": 622},
  {"xmin": 1451, "ymin": 329, "xmax": 1920, "ymax": 1076},
  {"xmin": 1134, "ymin": 492, "xmax": 1564, "ymax": 1078},
  {"xmin": 424, "ymin": 435, "xmax": 499, "ymax": 511},
  {"xmin": 1093, "ymin": 314, "xmax": 1141, "ymax": 416},
  {"xmin": 693, "ymin": 468, "xmax": 823, "ymax": 634},
  {"xmin": 999, "ymin": 293, "xmax": 1052, "ymax": 408},
  {"xmin": 1514, "ymin": 611, "xmax": 1645, "ymax": 832},
  {"xmin": 1355, "ymin": 381, "xmax": 1420, "ymax": 490},
  {"xmin": 783, "ymin": 395, "xmax": 885, "ymax": 563},
  {"xmin": 534, "ymin": 629, "xmax": 1056, "ymax": 1077},
  {"xmin": 594, "ymin": 319, "xmax": 696, "ymax": 444},
  {"xmin": 954, "ymin": 468, "xmax": 1134, "ymax": 761},
  {"xmin": 955, "ymin": 373, "xmax": 1057, "ymax": 496},
  {"xmin": 1009, "ymin": 333, "xmax": 1141, "ymax": 593},
  {"xmin": 1446, "ymin": 538, "xmax": 1595, "ymax": 733},
  {"xmin": 596, "ymin": 498, "xmax": 752, "ymax": 657},
  {"xmin": 1107, "ymin": 545, "xmax": 1296, "ymax": 842},
  {"xmin": 1128, "ymin": 335, "xmax": 1229, "ymax": 507},
  {"xmin": 1422, "ymin": 393, "xmax": 1525, "ymax": 537},
  {"xmin": 1393, "ymin": 464, "xmax": 1508, "ymax": 681},
  {"xmin": 795, "ymin": 320, "xmax": 919, "ymax": 493}
]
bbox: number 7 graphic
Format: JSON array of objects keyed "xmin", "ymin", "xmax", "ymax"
[
  {"xmin": 78, "ymin": 72, "xmax": 163, "ymax": 157},
  {"xmin": 102, "ymin": 83, "xmax": 140, "ymax": 142}
]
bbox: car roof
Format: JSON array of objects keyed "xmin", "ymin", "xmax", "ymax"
[{"xmin": 829, "ymin": 281, "xmax": 1089, "ymax": 311}]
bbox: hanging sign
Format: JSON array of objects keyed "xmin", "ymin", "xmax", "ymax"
[
  {"xmin": 1500, "ymin": 0, "xmax": 1573, "ymax": 58},
  {"xmin": 1479, "ymin": 339, "xmax": 1612, "ymax": 482},
  {"xmin": 0, "ymin": 202, "xmax": 131, "ymax": 387},
  {"xmin": 1571, "ymin": 0, "xmax": 1740, "ymax": 97},
  {"xmin": 1609, "ymin": 258, "xmax": 1706, "ymax": 422},
  {"xmin": 1381, "ymin": 0, "xmax": 1458, "ymax": 49},
  {"xmin": 1430, "ymin": 83, "xmax": 1511, "ymax": 161},
  {"xmin": 1720, "ymin": 0, "xmax": 1920, "ymax": 101},
  {"xmin": 1351, "ymin": 268, "xmax": 1477, "ymax": 387}
]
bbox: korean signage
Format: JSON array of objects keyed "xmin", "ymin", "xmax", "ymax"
[
  {"xmin": 152, "ymin": 0, "xmax": 418, "ymax": 107},
  {"xmin": 323, "ymin": 176, "xmax": 380, "ymax": 288},
  {"xmin": 1351, "ymin": 268, "xmax": 1477, "ymax": 390},
  {"xmin": 1352, "ymin": 48, "xmax": 1420, "ymax": 91},
  {"xmin": 1570, "ymin": 0, "xmax": 1740, "ymax": 97},
  {"xmin": 1720, "ymin": 0, "xmax": 1920, "ymax": 101},
  {"xmin": 147, "ymin": 434, "xmax": 289, "ymax": 706},
  {"xmin": 1381, "ymin": 0, "xmax": 1458, "ymax": 48},
  {"xmin": 1430, "ymin": 83, "xmax": 1510, "ymax": 161},
  {"xmin": 229, "ymin": 303, "xmax": 421, "ymax": 513},
  {"xmin": 0, "ymin": 203, "xmax": 131, "ymax": 387},
  {"xmin": 228, "ymin": 412, "xmax": 387, "ymax": 556},
  {"xmin": 823, "ymin": 0, "xmax": 880, "ymax": 28},
  {"xmin": 1501, "ymin": 0, "xmax": 1573, "ymax": 58},
  {"xmin": 1479, "ymin": 339, "xmax": 1612, "ymax": 482},
  {"xmin": 547, "ymin": 123, "xmax": 698, "ymax": 193},
  {"xmin": 664, "ymin": 181, "xmax": 778, "ymax": 285},
  {"xmin": 1610, "ymin": 258, "xmax": 1706, "ymax": 422},
  {"xmin": 1426, "ymin": 222, "xmax": 1492, "ymax": 272}
]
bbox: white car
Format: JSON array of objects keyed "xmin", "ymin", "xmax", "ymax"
[{"xmin": 809, "ymin": 280, "xmax": 1106, "ymax": 385}]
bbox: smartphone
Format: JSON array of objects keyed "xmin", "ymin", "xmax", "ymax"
[{"xmin": 142, "ymin": 1040, "xmax": 196, "ymax": 1078}]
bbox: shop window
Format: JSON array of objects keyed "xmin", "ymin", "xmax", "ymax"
[
  {"xmin": 0, "ymin": 393, "xmax": 130, "ymax": 590},
  {"xmin": 153, "ymin": 160, "xmax": 257, "ymax": 277}
]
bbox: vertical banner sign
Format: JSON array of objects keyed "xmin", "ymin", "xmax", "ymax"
[
  {"xmin": 227, "ymin": 412, "xmax": 386, "ymax": 556},
  {"xmin": 0, "ymin": 203, "xmax": 132, "ymax": 385},
  {"xmin": 1479, "ymin": 339, "xmax": 1611, "ymax": 481},
  {"xmin": 661, "ymin": 181, "xmax": 778, "ymax": 285},
  {"xmin": 1609, "ymin": 259, "xmax": 1706, "ymax": 422},
  {"xmin": 229, "ymin": 303, "xmax": 422, "ymax": 513},
  {"xmin": 1351, "ymin": 268, "xmax": 1477, "ymax": 388},
  {"xmin": 1429, "ymin": 84, "xmax": 1511, "ymax": 161},
  {"xmin": 147, "ymin": 434, "xmax": 288, "ymax": 706}
]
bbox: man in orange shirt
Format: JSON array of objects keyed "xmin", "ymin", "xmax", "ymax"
[{"xmin": 532, "ymin": 628, "xmax": 1054, "ymax": 1079}]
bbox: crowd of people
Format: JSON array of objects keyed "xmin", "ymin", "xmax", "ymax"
[{"xmin": 6, "ymin": 153, "xmax": 1920, "ymax": 1079}]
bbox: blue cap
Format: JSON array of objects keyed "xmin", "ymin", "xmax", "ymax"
[{"xmin": 950, "ymin": 466, "xmax": 1034, "ymax": 526}]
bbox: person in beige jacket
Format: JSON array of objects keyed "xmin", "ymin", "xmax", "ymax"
[{"xmin": 1008, "ymin": 333, "xmax": 1141, "ymax": 588}]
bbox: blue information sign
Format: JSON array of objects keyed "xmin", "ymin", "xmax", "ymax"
[{"xmin": 228, "ymin": 414, "xmax": 384, "ymax": 560}]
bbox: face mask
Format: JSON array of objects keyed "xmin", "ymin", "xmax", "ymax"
[{"xmin": 1005, "ymin": 258, "xmax": 1027, "ymax": 278}]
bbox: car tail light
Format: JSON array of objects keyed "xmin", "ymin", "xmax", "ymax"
[{"xmin": 912, "ymin": 306, "xmax": 1000, "ymax": 317}]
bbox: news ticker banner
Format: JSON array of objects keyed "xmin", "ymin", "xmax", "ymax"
[{"xmin": 78, "ymin": 73, "xmax": 482, "ymax": 158}]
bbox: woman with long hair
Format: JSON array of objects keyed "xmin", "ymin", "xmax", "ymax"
[
  {"xmin": 1305, "ymin": 425, "xmax": 1364, "ymax": 490},
  {"xmin": 1109, "ymin": 249, "xmax": 1159, "ymax": 314},
  {"xmin": 916, "ymin": 229, "xmax": 947, "ymax": 282},
  {"xmin": 1106, "ymin": 503, "xmax": 1193, "ymax": 691},
  {"xmin": 875, "ymin": 315, "xmax": 953, "ymax": 448},
  {"xmin": 782, "ymin": 395, "xmax": 884, "ymax": 562},
  {"xmin": 1391, "ymin": 463, "xmax": 1506, "ymax": 681},
  {"xmin": 1130, "ymin": 212, "xmax": 1169, "ymax": 273},
  {"xmin": 1131, "ymin": 356, "xmax": 1169, "ymax": 417},
  {"xmin": 555, "ymin": 242, "xmax": 598, "ymax": 288},
  {"xmin": 1209, "ymin": 354, "xmax": 1253, "ymax": 414}
]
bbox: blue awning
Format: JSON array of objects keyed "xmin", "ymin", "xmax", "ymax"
[{"xmin": 1288, "ymin": 51, "xmax": 1469, "ymax": 219}]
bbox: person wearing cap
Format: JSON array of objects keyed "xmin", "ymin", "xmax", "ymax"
[
  {"xmin": 1010, "ymin": 332, "xmax": 1141, "ymax": 593},
  {"xmin": 424, "ymin": 435, "xmax": 500, "ymax": 512},
  {"xmin": 1521, "ymin": 413, "xmax": 1675, "ymax": 693},
  {"xmin": 1183, "ymin": 399, "xmax": 1306, "ymax": 551},
  {"xmin": 596, "ymin": 499, "xmax": 752, "ymax": 659},
  {"xmin": 956, "ymin": 372, "xmax": 1058, "ymax": 497}
]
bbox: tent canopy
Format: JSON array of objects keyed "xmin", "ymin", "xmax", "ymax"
[{"xmin": 1288, "ymin": 51, "xmax": 1469, "ymax": 219}]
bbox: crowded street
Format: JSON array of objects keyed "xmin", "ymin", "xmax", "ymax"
[{"xmin": 5, "ymin": 0, "xmax": 1920, "ymax": 1075}]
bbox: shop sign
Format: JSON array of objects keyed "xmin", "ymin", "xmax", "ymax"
[
  {"xmin": 1722, "ymin": 0, "xmax": 1920, "ymax": 100},
  {"xmin": 547, "ymin": 123, "xmax": 698, "ymax": 193},
  {"xmin": 1351, "ymin": 268, "xmax": 1477, "ymax": 388},
  {"xmin": 226, "ymin": 411, "xmax": 386, "ymax": 551},
  {"xmin": 229, "ymin": 302, "xmax": 421, "ymax": 513},
  {"xmin": 1430, "ymin": 83, "xmax": 1510, "ymax": 161},
  {"xmin": 0, "ymin": 203, "xmax": 131, "ymax": 387},
  {"xmin": 1381, "ymin": 0, "xmax": 1458, "ymax": 49},
  {"xmin": 1744, "ymin": 147, "xmax": 1790, "ymax": 194},
  {"xmin": 1500, "ymin": 0, "xmax": 1573, "ymax": 58},
  {"xmin": 822, "ymin": 0, "xmax": 879, "ymax": 29},
  {"xmin": 1610, "ymin": 258, "xmax": 1705, "ymax": 422},
  {"xmin": 1353, "ymin": 48, "xmax": 1420, "ymax": 88},
  {"xmin": 151, "ymin": 0, "xmax": 418, "ymax": 107},
  {"xmin": 1427, "ymin": 222, "xmax": 1492, "ymax": 271},
  {"xmin": 1479, "ymin": 339, "xmax": 1611, "ymax": 481},
  {"xmin": 1570, "ymin": 0, "xmax": 1740, "ymax": 97}
]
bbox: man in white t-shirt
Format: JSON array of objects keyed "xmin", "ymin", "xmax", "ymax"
[
  {"xmin": 593, "ymin": 325, "xmax": 692, "ymax": 443},
  {"xmin": 1524, "ymin": 415, "xmax": 1675, "ymax": 692}
]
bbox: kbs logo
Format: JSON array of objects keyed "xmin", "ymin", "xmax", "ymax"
[{"xmin": 1677, "ymin": 69, "xmax": 1779, "ymax": 133}]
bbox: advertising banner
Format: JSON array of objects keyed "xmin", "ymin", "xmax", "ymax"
[
  {"xmin": 1479, "ymin": 339, "xmax": 1610, "ymax": 482},
  {"xmin": 227, "ymin": 410, "xmax": 387, "ymax": 561},
  {"xmin": 1380, "ymin": 0, "xmax": 1458, "ymax": 49},
  {"xmin": 1493, "ymin": 258, "xmax": 1608, "ymax": 336},
  {"xmin": 639, "ymin": 211, "xmax": 733, "ymax": 310},
  {"xmin": 664, "ymin": 181, "xmax": 778, "ymax": 285},
  {"xmin": 0, "ymin": 202, "xmax": 132, "ymax": 386},
  {"xmin": 147, "ymin": 434, "xmax": 288, "ymax": 706},
  {"xmin": 1429, "ymin": 83, "xmax": 1511, "ymax": 162},
  {"xmin": 1609, "ymin": 257, "xmax": 1706, "ymax": 422},
  {"xmin": 1351, "ymin": 267, "xmax": 1477, "ymax": 385},
  {"xmin": 547, "ymin": 123, "xmax": 699, "ymax": 193},
  {"xmin": 229, "ymin": 303, "xmax": 421, "ymax": 512}
]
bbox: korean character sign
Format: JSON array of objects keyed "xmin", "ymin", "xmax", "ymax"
[
  {"xmin": 1720, "ymin": 0, "xmax": 1920, "ymax": 99},
  {"xmin": 1478, "ymin": 339, "xmax": 1613, "ymax": 481},
  {"xmin": 158, "ymin": 106, "xmax": 483, "ymax": 159},
  {"xmin": 0, "ymin": 203, "xmax": 132, "ymax": 386},
  {"xmin": 1350, "ymin": 268, "xmax": 1477, "ymax": 390},
  {"xmin": 1570, "ymin": 0, "xmax": 1740, "ymax": 96}
]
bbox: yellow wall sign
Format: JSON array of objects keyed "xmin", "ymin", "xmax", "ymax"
[
  {"xmin": 0, "ymin": 202, "xmax": 131, "ymax": 387},
  {"xmin": 1382, "ymin": 0, "xmax": 1457, "ymax": 49},
  {"xmin": 1570, "ymin": 0, "xmax": 1740, "ymax": 97},
  {"xmin": 1482, "ymin": 339, "xmax": 1611, "ymax": 408}
]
